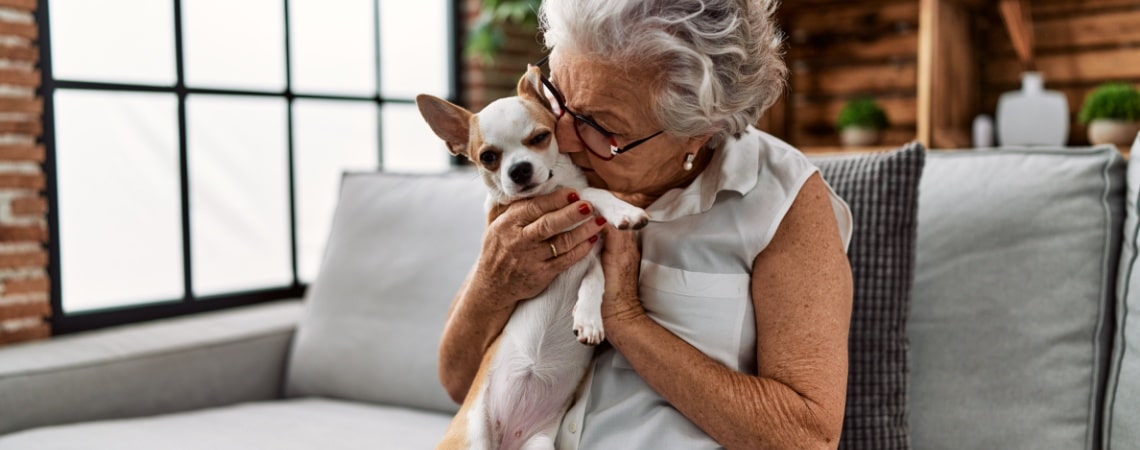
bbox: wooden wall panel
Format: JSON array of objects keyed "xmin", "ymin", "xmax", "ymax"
[
  {"xmin": 787, "ymin": 1, "xmax": 920, "ymax": 35},
  {"xmin": 776, "ymin": 0, "xmax": 921, "ymax": 151},
  {"xmin": 792, "ymin": 63, "xmax": 918, "ymax": 96},
  {"xmin": 788, "ymin": 32, "xmax": 918, "ymax": 62},
  {"xmin": 986, "ymin": 9, "xmax": 1140, "ymax": 53},
  {"xmin": 1030, "ymin": 0, "xmax": 1140, "ymax": 16},
  {"xmin": 985, "ymin": 47, "xmax": 1140, "ymax": 87}
]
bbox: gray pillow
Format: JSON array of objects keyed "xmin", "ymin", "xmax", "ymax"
[
  {"xmin": 910, "ymin": 147, "xmax": 1124, "ymax": 449},
  {"xmin": 284, "ymin": 170, "xmax": 486, "ymax": 414},
  {"xmin": 811, "ymin": 142, "xmax": 926, "ymax": 450},
  {"xmin": 1106, "ymin": 132, "xmax": 1140, "ymax": 450}
]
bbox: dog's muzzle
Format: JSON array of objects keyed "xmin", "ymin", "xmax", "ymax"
[{"xmin": 509, "ymin": 162, "xmax": 534, "ymax": 187}]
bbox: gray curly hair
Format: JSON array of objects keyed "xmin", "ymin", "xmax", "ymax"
[{"xmin": 538, "ymin": 0, "xmax": 787, "ymax": 151}]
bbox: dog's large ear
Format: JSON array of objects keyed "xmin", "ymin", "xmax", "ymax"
[
  {"xmin": 416, "ymin": 94, "xmax": 473, "ymax": 157},
  {"xmin": 517, "ymin": 65, "xmax": 553, "ymax": 113}
]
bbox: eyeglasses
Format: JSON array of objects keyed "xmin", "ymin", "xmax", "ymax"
[{"xmin": 535, "ymin": 56, "xmax": 664, "ymax": 161}]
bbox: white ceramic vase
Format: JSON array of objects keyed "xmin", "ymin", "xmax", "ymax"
[
  {"xmin": 840, "ymin": 127, "xmax": 880, "ymax": 147},
  {"xmin": 1087, "ymin": 119, "xmax": 1140, "ymax": 146},
  {"xmin": 996, "ymin": 72, "xmax": 1069, "ymax": 146}
]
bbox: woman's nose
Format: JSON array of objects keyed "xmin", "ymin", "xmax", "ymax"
[{"xmin": 555, "ymin": 113, "xmax": 585, "ymax": 154}]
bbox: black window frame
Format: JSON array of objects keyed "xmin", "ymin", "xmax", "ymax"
[{"xmin": 37, "ymin": 0, "xmax": 465, "ymax": 335}]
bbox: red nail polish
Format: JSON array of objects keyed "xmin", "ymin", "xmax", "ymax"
[
  {"xmin": 579, "ymin": 204, "xmax": 591, "ymax": 215},
  {"xmin": 589, "ymin": 235, "xmax": 599, "ymax": 244},
  {"xmin": 568, "ymin": 192, "xmax": 580, "ymax": 203},
  {"xmin": 595, "ymin": 216, "xmax": 607, "ymax": 226}
]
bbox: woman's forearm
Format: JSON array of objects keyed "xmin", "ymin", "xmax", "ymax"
[
  {"xmin": 607, "ymin": 314, "xmax": 840, "ymax": 450},
  {"xmin": 437, "ymin": 275, "xmax": 516, "ymax": 403}
]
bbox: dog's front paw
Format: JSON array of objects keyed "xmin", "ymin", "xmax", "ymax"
[
  {"xmin": 572, "ymin": 310, "xmax": 605, "ymax": 346},
  {"xmin": 603, "ymin": 205, "xmax": 650, "ymax": 230}
]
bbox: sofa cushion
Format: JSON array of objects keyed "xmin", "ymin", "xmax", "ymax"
[
  {"xmin": 1106, "ymin": 132, "xmax": 1140, "ymax": 450},
  {"xmin": 0, "ymin": 398, "xmax": 451, "ymax": 449},
  {"xmin": 0, "ymin": 299, "xmax": 302, "ymax": 436},
  {"xmin": 811, "ymin": 142, "xmax": 925, "ymax": 450},
  {"xmin": 285, "ymin": 171, "xmax": 486, "ymax": 413},
  {"xmin": 910, "ymin": 147, "xmax": 1124, "ymax": 449}
]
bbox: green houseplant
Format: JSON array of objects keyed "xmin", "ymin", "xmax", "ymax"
[
  {"xmin": 837, "ymin": 97, "xmax": 890, "ymax": 147},
  {"xmin": 467, "ymin": 0, "xmax": 542, "ymax": 63},
  {"xmin": 1078, "ymin": 82, "xmax": 1140, "ymax": 146}
]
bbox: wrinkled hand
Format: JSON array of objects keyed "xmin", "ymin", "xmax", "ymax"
[
  {"xmin": 600, "ymin": 226, "xmax": 646, "ymax": 327},
  {"xmin": 471, "ymin": 188, "xmax": 608, "ymax": 310}
]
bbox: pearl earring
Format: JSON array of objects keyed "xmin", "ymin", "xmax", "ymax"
[{"xmin": 682, "ymin": 153, "xmax": 695, "ymax": 171}]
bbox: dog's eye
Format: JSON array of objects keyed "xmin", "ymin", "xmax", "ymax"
[
  {"xmin": 528, "ymin": 132, "xmax": 550, "ymax": 146},
  {"xmin": 479, "ymin": 151, "xmax": 498, "ymax": 165}
]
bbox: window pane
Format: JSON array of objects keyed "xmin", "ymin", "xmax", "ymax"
[
  {"xmin": 290, "ymin": 0, "xmax": 376, "ymax": 96},
  {"xmin": 293, "ymin": 100, "xmax": 379, "ymax": 282},
  {"xmin": 187, "ymin": 95, "xmax": 291, "ymax": 296},
  {"xmin": 382, "ymin": 103, "xmax": 451, "ymax": 173},
  {"xmin": 379, "ymin": 0, "xmax": 450, "ymax": 98},
  {"xmin": 183, "ymin": 0, "xmax": 285, "ymax": 91},
  {"xmin": 49, "ymin": 0, "xmax": 176, "ymax": 85},
  {"xmin": 54, "ymin": 90, "xmax": 182, "ymax": 312}
]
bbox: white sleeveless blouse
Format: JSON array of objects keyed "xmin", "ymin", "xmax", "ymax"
[{"xmin": 555, "ymin": 127, "xmax": 853, "ymax": 449}]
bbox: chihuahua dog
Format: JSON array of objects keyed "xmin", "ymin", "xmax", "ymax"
[{"xmin": 416, "ymin": 66, "xmax": 648, "ymax": 450}]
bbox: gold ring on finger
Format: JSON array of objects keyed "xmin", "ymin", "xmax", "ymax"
[{"xmin": 550, "ymin": 242, "xmax": 559, "ymax": 259}]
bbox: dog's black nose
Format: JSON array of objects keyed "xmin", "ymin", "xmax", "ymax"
[{"xmin": 508, "ymin": 162, "xmax": 533, "ymax": 186}]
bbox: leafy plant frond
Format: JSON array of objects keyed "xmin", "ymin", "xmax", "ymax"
[
  {"xmin": 836, "ymin": 97, "xmax": 890, "ymax": 130},
  {"xmin": 466, "ymin": 0, "xmax": 542, "ymax": 63},
  {"xmin": 1078, "ymin": 82, "xmax": 1140, "ymax": 124}
]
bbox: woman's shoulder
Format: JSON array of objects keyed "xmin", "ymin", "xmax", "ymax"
[
  {"xmin": 734, "ymin": 128, "xmax": 853, "ymax": 253},
  {"xmin": 750, "ymin": 129, "xmax": 817, "ymax": 182},
  {"xmin": 728, "ymin": 128, "xmax": 817, "ymax": 204}
]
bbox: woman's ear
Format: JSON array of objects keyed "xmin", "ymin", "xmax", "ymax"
[{"xmin": 517, "ymin": 65, "xmax": 554, "ymax": 113}]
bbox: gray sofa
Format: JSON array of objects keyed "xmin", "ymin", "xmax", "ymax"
[{"xmin": 2, "ymin": 134, "xmax": 1139, "ymax": 449}]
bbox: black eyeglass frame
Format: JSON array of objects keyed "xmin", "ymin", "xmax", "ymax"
[{"xmin": 535, "ymin": 56, "xmax": 665, "ymax": 161}]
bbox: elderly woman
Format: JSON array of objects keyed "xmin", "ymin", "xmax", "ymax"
[{"xmin": 439, "ymin": 0, "xmax": 854, "ymax": 448}]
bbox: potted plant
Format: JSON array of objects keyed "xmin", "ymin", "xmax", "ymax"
[
  {"xmin": 1079, "ymin": 82, "xmax": 1140, "ymax": 146},
  {"xmin": 837, "ymin": 97, "xmax": 890, "ymax": 147}
]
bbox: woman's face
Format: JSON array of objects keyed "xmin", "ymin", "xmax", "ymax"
[{"xmin": 549, "ymin": 52, "xmax": 708, "ymax": 197}]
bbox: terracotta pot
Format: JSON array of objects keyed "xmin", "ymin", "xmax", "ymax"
[
  {"xmin": 1088, "ymin": 119, "xmax": 1140, "ymax": 146},
  {"xmin": 840, "ymin": 127, "xmax": 881, "ymax": 147}
]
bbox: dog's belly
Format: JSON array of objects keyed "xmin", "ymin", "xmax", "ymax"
[{"xmin": 483, "ymin": 255, "xmax": 597, "ymax": 450}]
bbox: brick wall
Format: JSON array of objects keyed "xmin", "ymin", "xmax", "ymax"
[
  {"xmin": 0, "ymin": 0, "xmax": 48, "ymax": 346},
  {"xmin": 461, "ymin": 0, "xmax": 545, "ymax": 111}
]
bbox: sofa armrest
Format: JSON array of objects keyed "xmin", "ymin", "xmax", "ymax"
[{"xmin": 0, "ymin": 299, "xmax": 303, "ymax": 435}]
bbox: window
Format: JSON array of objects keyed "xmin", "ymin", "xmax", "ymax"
[{"xmin": 41, "ymin": 0, "xmax": 460, "ymax": 333}]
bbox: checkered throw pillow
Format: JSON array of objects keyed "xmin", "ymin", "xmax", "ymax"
[{"xmin": 810, "ymin": 142, "xmax": 925, "ymax": 450}]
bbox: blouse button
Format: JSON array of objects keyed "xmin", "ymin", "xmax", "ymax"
[{"xmin": 568, "ymin": 421, "xmax": 578, "ymax": 434}]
